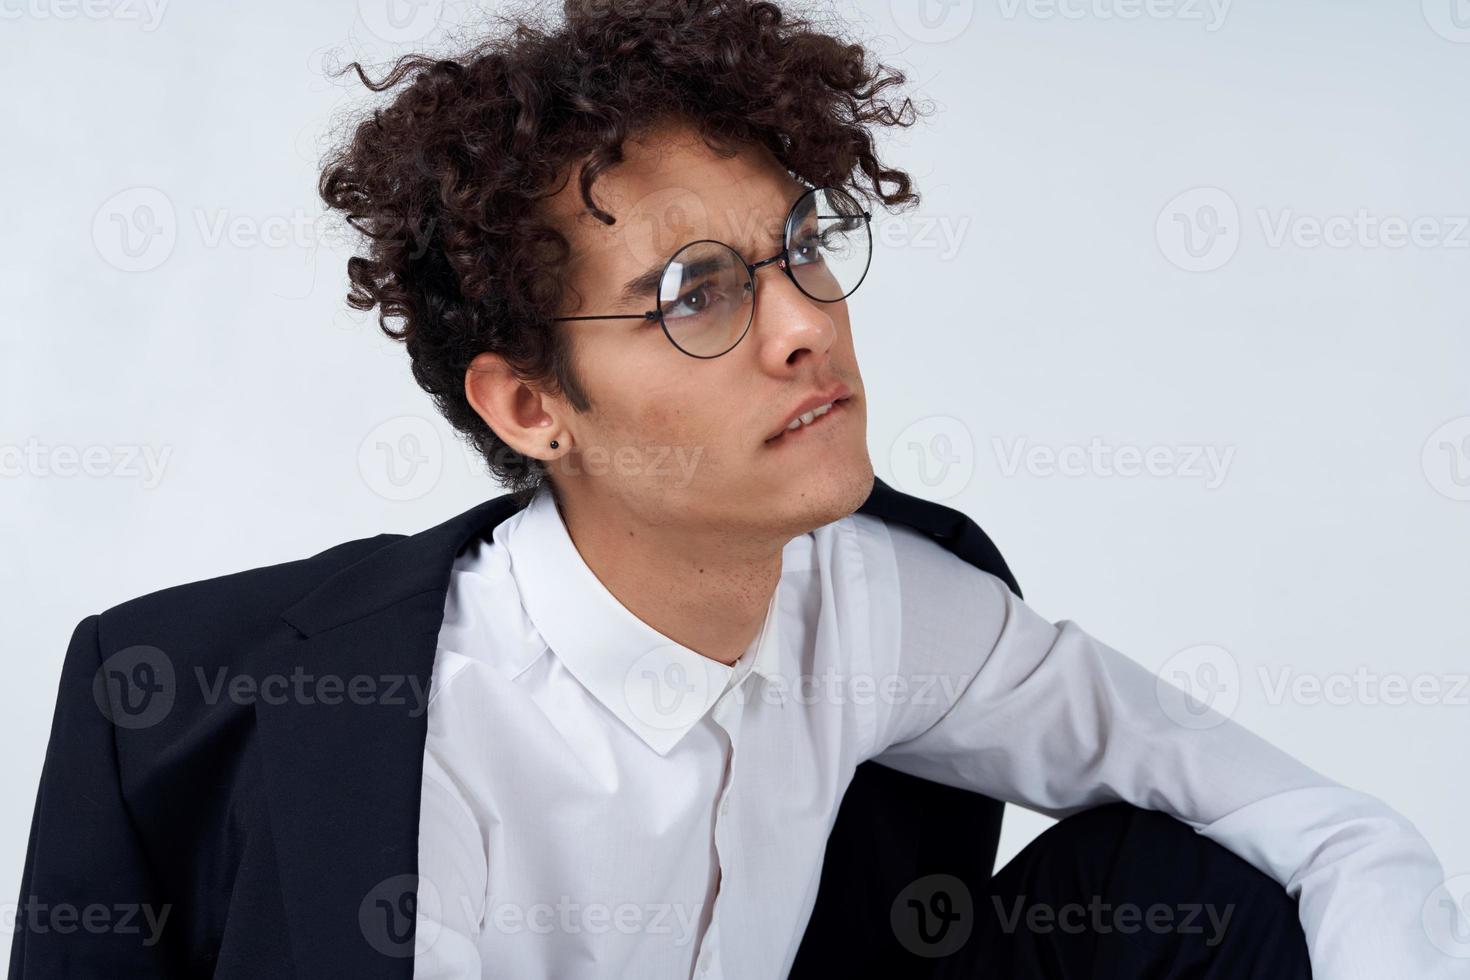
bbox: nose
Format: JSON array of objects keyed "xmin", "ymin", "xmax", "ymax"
[{"xmin": 751, "ymin": 258, "xmax": 836, "ymax": 370}]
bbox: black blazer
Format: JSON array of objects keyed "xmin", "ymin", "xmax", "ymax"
[{"xmin": 9, "ymin": 476, "xmax": 1021, "ymax": 979}]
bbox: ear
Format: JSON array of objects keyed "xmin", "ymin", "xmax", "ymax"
[{"xmin": 463, "ymin": 352, "xmax": 567, "ymax": 461}]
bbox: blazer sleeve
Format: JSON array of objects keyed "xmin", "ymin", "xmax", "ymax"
[{"xmin": 8, "ymin": 614, "xmax": 178, "ymax": 979}]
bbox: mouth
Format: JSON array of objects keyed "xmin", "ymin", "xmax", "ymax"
[{"xmin": 763, "ymin": 394, "xmax": 854, "ymax": 446}]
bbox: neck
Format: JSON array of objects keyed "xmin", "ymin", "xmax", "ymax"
[{"xmin": 548, "ymin": 483, "xmax": 783, "ymax": 667}]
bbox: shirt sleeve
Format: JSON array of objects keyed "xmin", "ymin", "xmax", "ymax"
[{"xmin": 867, "ymin": 522, "xmax": 1464, "ymax": 980}]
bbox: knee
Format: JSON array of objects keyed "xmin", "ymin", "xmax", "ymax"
[
  {"xmin": 1024, "ymin": 804, "xmax": 1304, "ymax": 923},
  {"xmin": 1057, "ymin": 804, "xmax": 1306, "ymax": 945},
  {"xmin": 982, "ymin": 804, "xmax": 1310, "ymax": 977},
  {"xmin": 1021, "ymin": 801, "xmax": 1167, "ymax": 871}
]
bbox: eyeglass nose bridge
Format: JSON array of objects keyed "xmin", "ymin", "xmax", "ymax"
[
  {"xmin": 747, "ymin": 252, "xmax": 788, "ymax": 275},
  {"xmin": 731, "ymin": 253, "xmax": 802, "ymax": 343},
  {"xmin": 743, "ymin": 251, "xmax": 792, "ymax": 299}
]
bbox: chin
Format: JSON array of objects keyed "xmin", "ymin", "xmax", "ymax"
[{"xmin": 777, "ymin": 450, "xmax": 875, "ymax": 533}]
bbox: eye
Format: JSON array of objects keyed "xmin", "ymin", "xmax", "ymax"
[
  {"xmin": 665, "ymin": 281, "xmax": 722, "ymax": 318},
  {"xmin": 789, "ymin": 230, "xmax": 833, "ymax": 266}
]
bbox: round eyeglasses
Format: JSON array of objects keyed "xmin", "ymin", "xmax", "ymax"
[{"xmin": 550, "ymin": 185, "xmax": 873, "ymax": 359}]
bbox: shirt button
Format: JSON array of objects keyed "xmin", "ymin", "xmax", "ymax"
[{"xmin": 720, "ymin": 796, "xmax": 731, "ymax": 816}]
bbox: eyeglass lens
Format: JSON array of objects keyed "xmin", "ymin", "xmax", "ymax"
[{"xmin": 655, "ymin": 187, "xmax": 871, "ymax": 358}]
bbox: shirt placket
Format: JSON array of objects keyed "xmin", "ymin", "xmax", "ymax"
[{"xmin": 689, "ymin": 669, "xmax": 752, "ymax": 979}]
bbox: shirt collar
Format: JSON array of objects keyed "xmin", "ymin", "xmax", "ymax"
[{"xmin": 508, "ymin": 485, "xmax": 783, "ymax": 756}]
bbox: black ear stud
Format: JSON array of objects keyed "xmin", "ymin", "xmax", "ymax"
[{"xmin": 550, "ymin": 440, "xmax": 559, "ymax": 449}]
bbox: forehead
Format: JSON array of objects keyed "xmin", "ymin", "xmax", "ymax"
[{"xmin": 545, "ymin": 120, "xmax": 808, "ymax": 284}]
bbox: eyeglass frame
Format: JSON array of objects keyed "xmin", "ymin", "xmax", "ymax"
[{"xmin": 548, "ymin": 184, "xmax": 873, "ymax": 359}]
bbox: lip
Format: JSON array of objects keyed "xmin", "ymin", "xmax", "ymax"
[{"xmin": 764, "ymin": 384, "xmax": 854, "ymax": 443}]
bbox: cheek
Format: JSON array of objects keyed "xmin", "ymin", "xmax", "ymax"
[
  {"xmin": 633, "ymin": 397, "xmax": 677, "ymax": 437},
  {"xmin": 633, "ymin": 391, "xmax": 703, "ymax": 437},
  {"xmin": 630, "ymin": 387, "xmax": 728, "ymax": 450},
  {"xmin": 576, "ymin": 343, "xmax": 685, "ymax": 443}
]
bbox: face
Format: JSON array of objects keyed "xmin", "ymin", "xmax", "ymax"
[{"xmin": 478, "ymin": 118, "xmax": 873, "ymax": 540}]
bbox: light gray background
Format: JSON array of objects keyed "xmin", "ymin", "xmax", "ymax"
[{"xmin": 2, "ymin": 0, "xmax": 1467, "ymax": 961}]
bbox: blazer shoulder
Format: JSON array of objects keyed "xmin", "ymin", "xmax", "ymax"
[
  {"xmin": 857, "ymin": 477, "xmax": 1023, "ymax": 599},
  {"xmin": 93, "ymin": 531, "xmax": 406, "ymax": 653}
]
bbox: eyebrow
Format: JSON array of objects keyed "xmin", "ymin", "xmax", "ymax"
[{"xmin": 615, "ymin": 188, "xmax": 811, "ymax": 308}]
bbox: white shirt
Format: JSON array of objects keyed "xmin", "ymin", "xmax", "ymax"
[{"xmin": 413, "ymin": 483, "xmax": 1460, "ymax": 980}]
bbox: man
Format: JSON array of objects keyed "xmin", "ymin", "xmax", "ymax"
[{"xmin": 11, "ymin": 2, "xmax": 1460, "ymax": 978}]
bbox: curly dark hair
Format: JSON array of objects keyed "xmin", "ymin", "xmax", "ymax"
[{"xmin": 319, "ymin": 0, "xmax": 929, "ymax": 505}]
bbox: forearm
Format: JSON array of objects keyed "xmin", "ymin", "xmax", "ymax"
[
  {"xmin": 1195, "ymin": 785, "xmax": 1460, "ymax": 980},
  {"xmin": 871, "ymin": 535, "xmax": 1463, "ymax": 979}
]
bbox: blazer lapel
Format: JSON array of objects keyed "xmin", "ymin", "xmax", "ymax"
[
  {"xmin": 246, "ymin": 475, "xmax": 1017, "ymax": 977},
  {"xmin": 253, "ymin": 492, "xmax": 525, "ymax": 978}
]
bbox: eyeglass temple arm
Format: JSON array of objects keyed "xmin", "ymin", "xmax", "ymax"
[{"xmin": 549, "ymin": 312, "xmax": 660, "ymax": 322}]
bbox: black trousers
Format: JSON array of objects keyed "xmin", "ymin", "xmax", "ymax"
[{"xmin": 899, "ymin": 802, "xmax": 1313, "ymax": 979}]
